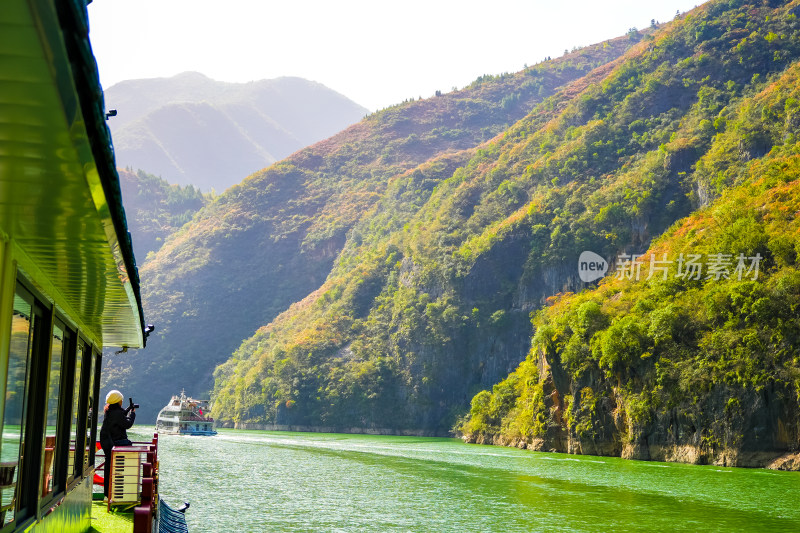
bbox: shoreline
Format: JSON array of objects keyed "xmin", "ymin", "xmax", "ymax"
[
  {"xmin": 210, "ymin": 422, "xmax": 800, "ymax": 470},
  {"xmin": 461, "ymin": 432, "xmax": 800, "ymax": 471},
  {"xmin": 214, "ymin": 420, "xmax": 449, "ymax": 437}
]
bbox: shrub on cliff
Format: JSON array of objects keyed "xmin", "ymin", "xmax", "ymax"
[{"xmin": 461, "ymin": 149, "xmax": 800, "ymax": 464}]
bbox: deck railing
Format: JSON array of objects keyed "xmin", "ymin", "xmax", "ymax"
[{"xmin": 96, "ymin": 433, "xmax": 159, "ymax": 533}]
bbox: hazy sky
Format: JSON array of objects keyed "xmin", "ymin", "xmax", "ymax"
[{"xmin": 88, "ymin": 0, "xmax": 706, "ymax": 111}]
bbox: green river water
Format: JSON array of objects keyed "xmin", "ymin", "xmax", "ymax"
[{"xmin": 128, "ymin": 427, "xmax": 800, "ymax": 532}]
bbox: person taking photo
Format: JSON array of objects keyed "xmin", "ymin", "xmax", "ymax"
[{"xmin": 99, "ymin": 389, "xmax": 136, "ymax": 499}]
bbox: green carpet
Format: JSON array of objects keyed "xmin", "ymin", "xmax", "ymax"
[{"xmin": 89, "ymin": 500, "xmax": 133, "ymax": 533}]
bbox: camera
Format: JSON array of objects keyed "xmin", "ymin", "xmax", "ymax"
[{"xmin": 128, "ymin": 397, "xmax": 140, "ymax": 411}]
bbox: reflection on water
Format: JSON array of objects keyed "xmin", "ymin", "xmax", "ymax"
[{"xmin": 128, "ymin": 427, "xmax": 800, "ymax": 533}]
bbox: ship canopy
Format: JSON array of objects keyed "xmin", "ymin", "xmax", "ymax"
[{"xmin": 0, "ymin": 0, "xmax": 145, "ymax": 347}]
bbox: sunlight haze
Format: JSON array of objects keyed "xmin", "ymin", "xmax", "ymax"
[{"xmin": 88, "ymin": 0, "xmax": 706, "ymax": 113}]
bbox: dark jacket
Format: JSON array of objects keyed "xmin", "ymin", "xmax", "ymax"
[{"xmin": 99, "ymin": 403, "xmax": 135, "ymax": 450}]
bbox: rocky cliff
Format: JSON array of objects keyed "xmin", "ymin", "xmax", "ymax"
[{"xmin": 213, "ymin": 0, "xmax": 800, "ymax": 443}]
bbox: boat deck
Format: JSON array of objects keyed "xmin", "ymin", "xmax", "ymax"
[{"xmin": 90, "ymin": 500, "xmax": 133, "ymax": 532}]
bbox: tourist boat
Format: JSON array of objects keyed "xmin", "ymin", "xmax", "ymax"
[
  {"xmin": 156, "ymin": 391, "xmax": 218, "ymax": 435},
  {"xmin": 0, "ymin": 0, "xmax": 153, "ymax": 530}
]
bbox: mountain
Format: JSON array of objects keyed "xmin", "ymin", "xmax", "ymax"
[
  {"xmin": 461, "ymin": 151, "xmax": 800, "ymax": 469},
  {"xmin": 207, "ymin": 0, "xmax": 800, "ymax": 467},
  {"xmin": 103, "ymin": 35, "xmax": 643, "ymax": 421},
  {"xmin": 105, "ymin": 73, "xmax": 369, "ymax": 190},
  {"xmin": 454, "ymin": 3, "xmax": 800, "ymax": 469},
  {"xmin": 107, "ymin": 0, "xmax": 800, "ymax": 470},
  {"xmin": 118, "ymin": 168, "xmax": 211, "ymax": 261}
]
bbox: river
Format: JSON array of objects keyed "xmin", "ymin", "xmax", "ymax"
[{"xmin": 128, "ymin": 427, "xmax": 800, "ymax": 532}]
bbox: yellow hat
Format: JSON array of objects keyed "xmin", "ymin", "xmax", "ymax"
[{"xmin": 106, "ymin": 390, "xmax": 123, "ymax": 404}]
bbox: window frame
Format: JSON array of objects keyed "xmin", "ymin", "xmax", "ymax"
[
  {"xmin": 2, "ymin": 275, "xmax": 109, "ymax": 529},
  {"xmin": 0, "ymin": 283, "xmax": 37, "ymax": 533},
  {"xmin": 67, "ymin": 337, "xmax": 91, "ymax": 487},
  {"xmin": 38, "ymin": 316, "xmax": 76, "ymax": 508},
  {"xmin": 85, "ymin": 349, "xmax": 102, "ymax": 474},
  {"xmin": 12, "ymin": 279, "xmax": 50, "ymax": 526}
]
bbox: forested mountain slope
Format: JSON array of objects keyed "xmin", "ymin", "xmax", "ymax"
[
  {"xmin": 118, "ymin": 168, "xmax": 211, "ymax": 261},
  {"xmin": 106, "ymin": 73, "xmax": 368, "ymax": 190},
  {"xmin": 461, "ymin": 138, "xmax": 800, "ymax": 469},
  {"xmin": 208, "ymin": 0, "xmax": 800, "ymax": 457},
  {"xmin": 106, "ymin": 36, "xmax": 640, "ymax": 420}
]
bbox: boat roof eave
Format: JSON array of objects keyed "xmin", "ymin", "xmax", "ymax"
[{"xmin": 0, "ymin": 0, "xmax": 146, "ymax": 348}]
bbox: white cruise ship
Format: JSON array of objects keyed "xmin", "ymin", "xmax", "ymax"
[{"xmin": 155, "ymin": 390, "xmax": 218, "ymax": 435}]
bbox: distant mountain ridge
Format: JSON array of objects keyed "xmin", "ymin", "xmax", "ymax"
[
  {"xmin": 106, "ymin": 34, "xmax": 642, "ymax": 422},
  {"xmin": 106, "ymin": 72, "xmax": 368, "ymax": 190},
  {"xmin": 205, "ymin": 0, "xmax": 800, "ymax": 457},
  {"xmin": 118, "ymin": 168, "xmax": 211, "ymax": 261},
  {"xmin": 102, "ymin": 0, "xmax": 800, "ymax": 470}
]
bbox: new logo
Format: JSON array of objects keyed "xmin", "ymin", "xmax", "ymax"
[{"xmin": 578, "ymin": 251, "xmax": 608, "ymax": 282}]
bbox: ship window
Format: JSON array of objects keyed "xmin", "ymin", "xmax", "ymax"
[
  {"xmin": 68, "ymin": 341, "xmax": 88, "ymax": 481},
  {"xmin": 0, "ymin": 291, "xmax": 33, "ymax": 527},
  {"xmin": 41, "ymin": 320, "xmax": 68, "ymax": 501},
  {"xmin": 3, "ymin": 278, "xmax": 109, "ymax": 522},
  {"xmin": 84, "ymin": 350, "xmax": 101, "ymax": 473},
  {"xmin": 1, "ymin": 284, "xmax": 47, "ymax": 527}
]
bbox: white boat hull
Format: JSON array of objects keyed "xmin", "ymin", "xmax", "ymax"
[{"xmin": 156, "ymin": 390, "xmax": 217, "ymax": 436}]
